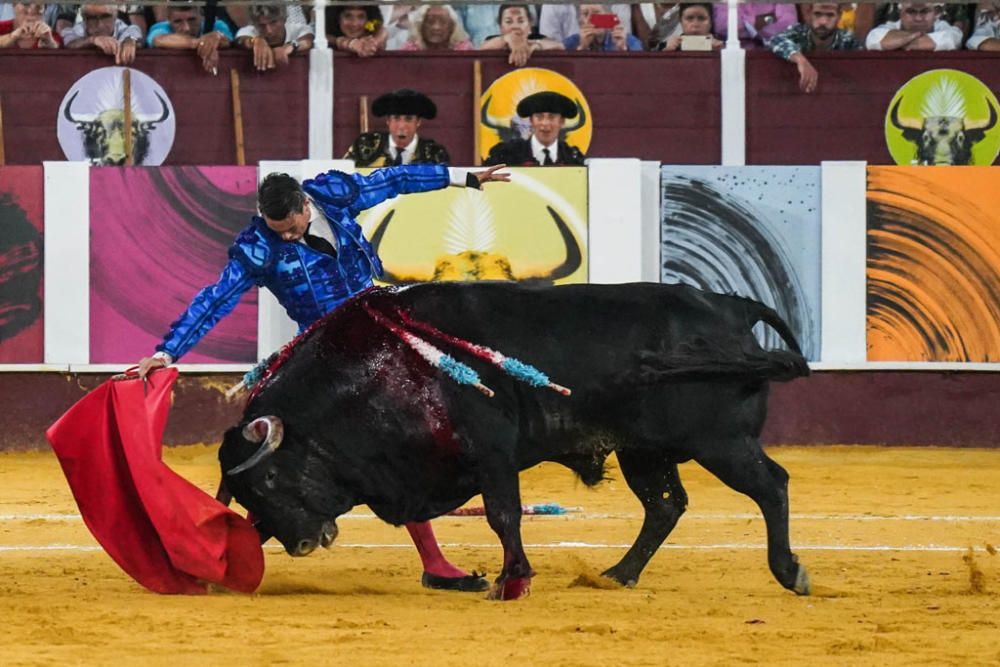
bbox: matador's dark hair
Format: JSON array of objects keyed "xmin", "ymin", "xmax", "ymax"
[{"xmin": 257, "ymin": 172, "xmax": 306, "ymax": 221}]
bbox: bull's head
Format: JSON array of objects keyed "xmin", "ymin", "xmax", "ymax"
[
  {"xmin": 63, "ymin": 90, "xmax": 170, "ymax": 166},
  {"xmin": 370, "ymin": 205, "xmax": 581, "ymax": 285},
  {"xmin": 890, "ymin": 97, "xmax": 998, "ymax": 166},
  {"xmin": 218, "ymin": 415, "xmax": 355, "ymax": 556},
  {"xmin": 481, "ymin": 94, "xmax": 587, "ymax": 144}
]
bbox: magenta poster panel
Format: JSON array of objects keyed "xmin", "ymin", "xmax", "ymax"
[
  {"xmin": 89, "ymin": 167, "xmax": 258, "ymax": 363},
  {"xmin": 0, "ymin": 166, "xmax": 44, "ymax": 363}
]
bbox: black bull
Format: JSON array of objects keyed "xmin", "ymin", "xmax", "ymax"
[{"xmin": 219, "ymin": 282, "xmax": 812, "ymax": 599}]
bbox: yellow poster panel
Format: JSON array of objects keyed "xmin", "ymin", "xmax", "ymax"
[
  {"xmin": 867, "ymin": 166, "xmax": 1000, "ymax": 361},
  {"xmin": 357, "ymin": 167, "xmax": 588, "ymax": 285}
]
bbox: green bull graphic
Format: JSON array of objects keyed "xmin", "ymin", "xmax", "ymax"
[{"xmin": 885, "ymin": 69, "xmax": 1000, "ymax": 166}]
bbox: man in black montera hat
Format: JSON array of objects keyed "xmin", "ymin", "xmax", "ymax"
[
  {"xmin": 344, "ymin": 89, "xmax": 451, "ymax": 167},
  {"xmin": 484, "ymin": 91, "xmax": 587, "ymax": 167}
]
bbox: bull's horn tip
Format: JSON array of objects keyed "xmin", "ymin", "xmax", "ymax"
[
  {"xmin": 476, "ymin": 383, "xmax": 495, "ymax": 398},
  {"xmin": 551, "ymin": 383, "xmax": 572, "ymax": 396}
]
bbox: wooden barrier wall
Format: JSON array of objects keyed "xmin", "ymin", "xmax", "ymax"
[
  {"xmin": 746, "ymin": 51, "xmax": 1000, "ymax": 164},
  {"xmin": 3, "ymin": 50, "xmax": 999, "ymax": 165},
  {"xmin": 0, "ymin": 51, "xmax": 310, "ymax": 165}
]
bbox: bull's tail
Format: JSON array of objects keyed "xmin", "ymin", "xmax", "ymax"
[
  {"xmin": 748, "ymin": 299, "xmax": 804, "ymax": 356},
  {"xmin": 634, "ymin": 299, "xmax": 810, "ymax": 385},
  {"xmin": 634, "ymin": 346, "xmax": 809, "ymax": 385}
]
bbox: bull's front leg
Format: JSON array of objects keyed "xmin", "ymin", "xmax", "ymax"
[{"xmin": 479, "ymin": 463, "xmax": 533, "ymax": 600}]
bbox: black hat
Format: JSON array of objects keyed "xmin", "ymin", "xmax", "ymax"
[
  {"xmin": 516, "ymin": 91, "xmax": 578, "ymax": 119},
  {"xmin": 371, "ymin": 89, "xmax": 437, "ymax": 120}
]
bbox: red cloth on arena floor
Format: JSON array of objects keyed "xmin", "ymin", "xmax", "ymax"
[{"xmin": 46, "ymin": 368, "xmax": 264, "ymax": 594}]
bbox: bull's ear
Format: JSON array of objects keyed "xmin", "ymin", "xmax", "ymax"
[{"xmin": 900, "ymin": 128, "xmax": 923, "ymax": 143}]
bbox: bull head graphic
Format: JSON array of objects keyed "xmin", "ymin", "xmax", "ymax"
[
  {"xmin": 481, "ymin": 93, "xmax": 587, "ymax": 145},
  {"xmin": 370, "ymin": 201, "xmax": 581, "ymax": 285},
  {"xmin": 889, "ymin": 77, "xmax": 998, "ymax": 166},
  {"xmin": 63, "ymin": 89, "xmax": 171, "ymax": 166}
]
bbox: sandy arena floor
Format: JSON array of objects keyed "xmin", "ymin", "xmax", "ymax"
[{"xmin": 2, "ymin": 445, "xmax": 999, "ymax": 666}]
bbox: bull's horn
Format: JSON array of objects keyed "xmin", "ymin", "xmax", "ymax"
[
  {"xmin": 227, "ymin": 416, "xmax": 284, "ymax": 475},
  {"xmin": 562, "ymin": 101, "xmax": 587, "ymax": 133},
  {"xmin": 368, "ymin": 210, "xmax": 414, "ymax": 285},
  {"xmin": 63, "ymin": 90, "xmax": 97, "ymax": 124},
  {"xmin": 137, "ymin": 92, "xmax": 171, "ymax": 125},
  {"xmin": 965, "ymin": 99, "xmax": 998, "ymax": 131},
  {"xmin": 889, "ymin": 98, "xmax": 922, "ymax": 131},
  {"xmin": 480, "ymin": 94, "xmax": 508, "ymax": 132},
  {"xmin": 538, "ymin": 206, "xmax": 582, "ymax": 281}
]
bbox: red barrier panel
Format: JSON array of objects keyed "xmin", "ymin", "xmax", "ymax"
[
  {"xmin": 3, "ymin": 50, "xmax": 998, "ymax": 166},
  {"xmin": 0, "ymin": 50, "xmax": 721, "ymax": 165},
  {"xmin": 0, "ymin": 50, "xmax": 309, "ymax": 165},
  {"xmin": 746, "ymin": 50, "xmax": 1000, "ymax": 165}
]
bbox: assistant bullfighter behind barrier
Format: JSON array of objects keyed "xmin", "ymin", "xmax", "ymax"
[{"xmin": 218, "ymin": 281, "xmax": 811, "ymax": 600}]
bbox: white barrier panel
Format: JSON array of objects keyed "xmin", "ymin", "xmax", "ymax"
[
  {"xmin": 820, "ymin": 161, "xmax": 868, "ymax": 364},
  {"xmin": 640, "ymin": 161, "xmax": 662, "ymax": 283},
  {"xmin": 43, "ymin": 162, "xmax": 90, "ymax": 365},
  {"xmin": 587, "ymin": 158, "xmax": 644, "ymax": 284}
]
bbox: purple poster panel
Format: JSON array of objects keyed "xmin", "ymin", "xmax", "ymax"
[
  {"xmin": 0, "ymin": 167, "xmax": 44, "ymax": 363},
  {"xmin": 90, "ymin": 167, "xmax": 258, "ymax": 363}
]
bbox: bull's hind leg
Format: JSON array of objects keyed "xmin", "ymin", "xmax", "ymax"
[
  {"xmin": 602, "ymin": 450, "xmax": 688, "ymax": 587},
  {"xmin": 695, "ymin": 437, "xmax": 810, "ymax": 595}
]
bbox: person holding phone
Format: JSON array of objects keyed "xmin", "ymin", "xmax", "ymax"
[
  {"xmin": 564, "ymin": 3, "xmax": 643, "ymax": 51},
  {"xmin": 0, "ymin": 1, "xmax": 60, "ymax": 49},
  {"xmin": 655, "ymin": 3, "xmax": 722, "ymax": 51}
]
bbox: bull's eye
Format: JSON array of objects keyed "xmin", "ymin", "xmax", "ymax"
[{"xmin": 264, "ymin": 468, "xmax": 278, "ymax": 488}]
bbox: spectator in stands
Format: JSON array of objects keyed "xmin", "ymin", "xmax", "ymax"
[
  {"xmin": 147, "ymin": 2, "xmax": 233, "ymax": 74},
  {"xmin": 713, "ymin": 2, "xmax": 797, "ymax": 47},
  {"xmin": 966, "ymin": 0, "xmax": 1000, "ymax": 49},
  {"xmin": 770, "ymin": 3, "xmax": 861, "ymax": 93},
  {"xmin": 380, "ymin": 3, "xmax": 415, "ymax": 50},
  {"xmin": 458, "ymin": 2, "xmax": 501, "ymax": 47},
  {"xmin": 479, "ymin": 3, "xmax": 563, "ymax": 66},
  {"xmin": 62, "ymin": 3, "xmax": 142, "ymax": 64},
  {"xmin": 344, "ymin": 88, "xmax": 451, "ymax": 167},
  {"xmin": 484, "ymin": 91, "xmax": 587, "ymax": 166},
  {"xmin": 401, "ymin": 4, "xmax": 472, "ymax": 51},
  {"xmin": 42, "ymin": 3, "xmax": 75, "ymax": 35},
  {"xmin": 538, "ymin": 2, "xmax": 635, "ymax": 43},
  {"xmin": 236, "ymin": 4, "xmax": 313, "ymax": 71},
  {"xmin": 655, "ymin": 3, "xmax": 723, "ymax": 50},
  {"xmin": 327, "ymin": 2, "xmax": 386, "ymax": 57},
  {"xmin": 0, "ymin": 1, "xmax": 60, "ymax": 48},
  {"xmin": 565, "ymin": 3, "xmax": 644, "ymax": 51},
  {"xmin": 126, "ymin": 6, "xmax": 168, "ymax": 41},
  {"xmin": 866, "ymin": 1, "xmax": 962, "ymax": 50}
]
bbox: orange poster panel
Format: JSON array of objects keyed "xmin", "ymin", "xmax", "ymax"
[{"xmin": 867, "ymin": 167, "xmax": 1000, "ymax": 361}]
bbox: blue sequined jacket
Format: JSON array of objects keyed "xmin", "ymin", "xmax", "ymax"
[{"xmin": 157, "ymin": 164, "xmax": 451, "ymax": 361}]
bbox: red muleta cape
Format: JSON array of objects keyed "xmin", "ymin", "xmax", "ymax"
[{"xmin": 45, "ymin": 368, "xmax": 264, "ymax": 594}]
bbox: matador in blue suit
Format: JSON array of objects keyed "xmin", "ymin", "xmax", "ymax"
[{"xmin": 138, "ymin": 162, "xmax": 510, "ymax": 592}]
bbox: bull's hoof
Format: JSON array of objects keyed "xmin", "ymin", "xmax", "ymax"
[
  {"xmin": 421, "ymin": 572, "xmax": 490, "ymax": 592},
  {"xmin": 600, "ymin": 567, "xmax": 637, "ymax": 588},
  {"xmin": 487, "ymin": 576, "xmax": 531, "ymax": 601},
  {"xmin": 792, "ymin": 564, "xmax": 811, "ymax": 596}
]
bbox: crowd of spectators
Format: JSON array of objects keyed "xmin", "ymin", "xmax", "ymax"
[{"xmin": 1, "ymin": 1, "xmax": 999, "ymax": 81}]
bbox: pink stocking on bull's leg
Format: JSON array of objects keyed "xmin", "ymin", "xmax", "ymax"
[
  {"xmin": 407, "ymin": 521, "xmax": 489, "ymax": 592},
  {"xmin": 480, "ymin": 467, "xmax": 533, "ymax": 600}
]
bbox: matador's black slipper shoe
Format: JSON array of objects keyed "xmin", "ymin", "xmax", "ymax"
[{"xmin": 421, "ymin": 571, "xmax": 490, "ymax": 592}]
